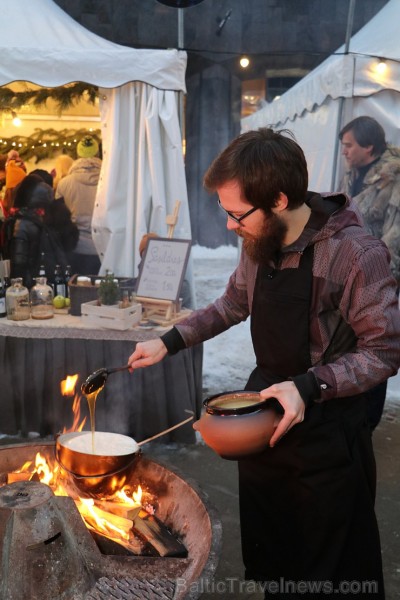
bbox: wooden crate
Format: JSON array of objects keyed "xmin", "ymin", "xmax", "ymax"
[{"xmin": 81, "ymin": 300, "xmax": 142, "ymax": 330}]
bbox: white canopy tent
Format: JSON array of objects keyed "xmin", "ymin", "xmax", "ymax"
[
  {"xmin": 0, "ymin": 0, "xmax": 190, "ymax": 278},
  {"xmin": 241, "ymin": 0, "xmax": 400, "ymax": 193}
]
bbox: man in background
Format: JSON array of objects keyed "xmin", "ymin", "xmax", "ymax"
[{"xmin": 340, "ymin": 115, "xmax": 400, "ymax": 430}]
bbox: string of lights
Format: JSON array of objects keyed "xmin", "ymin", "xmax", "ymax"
[{"xmin": 0, "ymin": 127, "xmax": 101, "ymax": 163}]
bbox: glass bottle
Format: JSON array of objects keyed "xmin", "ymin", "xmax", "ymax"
[
  {"xmin": 0, "ymin": 277, "xmax": 6, "ymax": 318},
  {"xmin": 30, "ymin": 277, "xmax": 54, "ymax": 320},
  {"xmin": 6, "ymin": 278, "xmax": 30, "ymax": 321},
  {"xmin": 53, "ymin": 264, "xmax": 66, "ymax": 298},
  {"xmin": 38, "ymin": 253, "xmax": 46, "ymax": 278},
  {"xmin": 64, "ymin": 265, "xmax": 72, "ymax": 298}
]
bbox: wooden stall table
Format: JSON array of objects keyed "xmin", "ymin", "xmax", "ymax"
[{"xmin": 0, "ymin": 314, "xmax": 203, "ymax": 443}]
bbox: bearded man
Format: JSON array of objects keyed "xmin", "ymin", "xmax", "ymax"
[{"xmin": 128, "ymin": 128, "xmax": 400, "ymax": 598}]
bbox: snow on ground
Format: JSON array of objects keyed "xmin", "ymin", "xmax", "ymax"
[
  {"xmin": 191, "ymin": 245, "xmax": 400, "ymax": 411},
  {"xmin": 191, "ymin": 244, "xmax": 255, "ymax": 396}
]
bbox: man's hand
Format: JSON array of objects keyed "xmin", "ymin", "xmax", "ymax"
[
  {"xmin": 128, "ymin": 338, "xmax": 168, "ymax": 370},
  {"xmin": 260, "ymin": 381, "xmax": 306, "ymax": 447}
]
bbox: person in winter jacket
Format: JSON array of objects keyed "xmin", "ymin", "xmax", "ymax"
[
  {"xmin": 127, "ymin": 128, "xmax": 400, "ymax": 598},
  {"xmin": 340, "ymin": 116, "xmax": 400, "ymax": 287},
  {"xmin": 30, "ymin": 169, "xmax": 79, "ymax": 256},
  {"xmin": 7, "ymin": 174, "xmax": 72, "ymax": 288},
  {"xmin": 339, "ymin": 115, "xmax": 400, "ymax": 430},
  {"xmin": 55, "ymin": 135, "xmax": 102, "ymax": 275},
  {"xmin": 1, "ymin": 150, "xmax": 27, "ymax": 217}
]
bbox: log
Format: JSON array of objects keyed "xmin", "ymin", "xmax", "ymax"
[
  {"xmin": 96, "ymin": 500, "xmax": 141, "ymax": 521},
  {"xmin": 6, "ymin": 472, "xmax": 40, "ymax": 484},
  {"xmin": 132, "ymin": 509, "xmax": 187, "ymax": 557},
  {"xmin": 90, "ymin": 531, "xmax": 140, "ymax": 556}
]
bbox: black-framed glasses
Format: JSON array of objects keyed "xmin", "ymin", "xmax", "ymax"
[{"xmin": 217, "ymin": 198, "xmax": 259, "ymax": 224}]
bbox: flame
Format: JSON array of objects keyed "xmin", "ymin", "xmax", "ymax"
[
  {"xmin": 62, "ymin": 394, "xmax": 87, "ymax": 433},
  {"xmin": 115, "ymin": 485, "xmax": 143, "ymax": 506},
  {"xmin": 34, "ymin": 452, "xmax": 57, "ymax": 486},
  {"xmin": 60, "ymin": 374, "xmax": 87, "ymax": 433},
  {"xmin": 77, "ymin": 498, "xmax": 131, "ymax": 541},
  {"xmin": 7, "ymin": 452, "xmax": 151, "ymax": 549},
  {"xmin": 60, "ymin": 374, "xmax": 78, "ymax": 396},
  {"xmin": 17, "ymin": 460, "xmax": 33, "ymax": 472}
]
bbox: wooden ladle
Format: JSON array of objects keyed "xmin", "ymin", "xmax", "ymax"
[{"xmin": 81, "ymin": 365, "xmax": 130, "ymax": 395}]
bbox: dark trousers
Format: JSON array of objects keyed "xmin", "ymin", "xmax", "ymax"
[{"xmin": 365, "ymin": 381, "xmax": 387, "ymax": 431}]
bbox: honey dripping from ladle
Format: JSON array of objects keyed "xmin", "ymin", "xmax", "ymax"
[
  {"xmin": 81, "ymin": 369, "xmax": 108, "ymax": 454},
  {"xmin": 81, "ymin": 365, "xmax": 130, "ymax": 454}
]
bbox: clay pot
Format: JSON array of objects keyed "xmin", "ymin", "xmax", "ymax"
[{"xmin": 193, "ymin": 391, "xmax": 282, "ymax": 460}]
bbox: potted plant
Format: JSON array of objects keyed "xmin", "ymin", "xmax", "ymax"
[{"xmin": 98, "ymin": 271, "xmax": 119, "ymax": 306}]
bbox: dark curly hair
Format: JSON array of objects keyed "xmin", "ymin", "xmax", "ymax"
[{"xmin": 203, "ymin": 127, "xmax": 308, "ymax": 212}]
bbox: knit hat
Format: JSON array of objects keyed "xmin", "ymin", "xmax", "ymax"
[
  {"xmin": 5, "ymin": 159, "xmax": 27, "ymax": 189},
  {"xmin": 77, "ymin": 135, "xmax": 99, "ymax": 158}
]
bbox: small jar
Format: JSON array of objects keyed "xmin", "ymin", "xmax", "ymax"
[
  {"xmin": 30, "ymin": 277, "xmax": 54, "ymax": 319},
  {"xmin": 6, "ymin": 278, "xmax": 30, "ymax": 321}
]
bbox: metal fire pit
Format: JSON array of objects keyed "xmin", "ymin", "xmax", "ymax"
[{"xmin": 0, "ymin": 441, "xmax": 221, "ymax": 600}]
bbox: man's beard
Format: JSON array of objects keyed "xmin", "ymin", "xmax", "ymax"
[{"xmin": 239, "ymin": 212, "xmax": 287, "ymax": 266}]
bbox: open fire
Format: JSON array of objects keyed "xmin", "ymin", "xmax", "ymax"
[
  {"xmin": 0, "ymin": 373, "xmax": 220, "ymax": 599},
  {"xmin": 2, "ymin": 374, "xmax": 185, "ymax": 558}
]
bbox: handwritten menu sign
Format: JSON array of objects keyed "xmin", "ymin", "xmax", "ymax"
[{"xmin": 135, "ymin": 238, "xmax": 191, "ymax": 302}]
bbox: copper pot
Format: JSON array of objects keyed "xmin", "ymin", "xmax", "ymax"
[
  {"xmin": 193, "ymin": 391, "xmax": 282, "ymax": 460},
  {"xmin": 55, "ymin": 431, "xmax": 141, "ymax": 496}
]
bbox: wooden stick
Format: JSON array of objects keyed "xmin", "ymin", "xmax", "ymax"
[
  {"xmin": 166, "ymin": 200, "xmax": 181, "ymax": 238},
  {"xmin": 138, "ymin": 416, "xmax": 193, "ymax": 446}
]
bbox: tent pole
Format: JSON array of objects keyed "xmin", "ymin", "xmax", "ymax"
[
  {"xmin": 330, "ymin": 0, "xmax": 356, "ymax": 191},
  {"xmin": 177, "ymin": 8, "xmax": 185, "ymax": 144}
]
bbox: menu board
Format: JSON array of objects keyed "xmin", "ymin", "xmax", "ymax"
[{"xmin": 135, "ymin": 238, "xmax": 191, "ymax": 302}]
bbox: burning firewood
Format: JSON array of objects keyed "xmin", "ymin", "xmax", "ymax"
[
  {"xmin": 132, "ymin": 509, "xmax": 187, "ymax": 557},
  {"xmin": 90, "ymin": 531, "xmax": 140, "ymax": 556},
  {"xmin": 96, "ymin": 500, "xmax": 141, "ymax": 521},
  {"xmin": 6, "ymin": 472, "xmax": 40, "ymax": 484}
]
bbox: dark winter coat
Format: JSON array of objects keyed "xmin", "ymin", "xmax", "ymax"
[{"xmin": 7, "ymin": 175, "xmax": 78, "ymax": 288}]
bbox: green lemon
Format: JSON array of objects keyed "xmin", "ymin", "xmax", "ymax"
[{"xmin": 64, "ymin": 297, "xmax": 71, "ymax": 307}]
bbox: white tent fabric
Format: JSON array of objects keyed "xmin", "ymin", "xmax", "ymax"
[
  {"xmin": 241, "ymin": 0, "xmax": 400, "ymax": 192},
  {"xmin": 93, "ymin": 84, "xmax": 192, "ymax": 276},
  {"xmin": 1, "ymin": 0, "xmax": 191, "ymax": 282},
  {"xmin": 0, "ymin": 0, "xmax": 186, "ymax": 91}
]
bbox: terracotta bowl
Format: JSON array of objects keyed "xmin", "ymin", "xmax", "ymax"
[{"xmin": 193, "ymin": 391, "xmax": 282, "ymax": 460}]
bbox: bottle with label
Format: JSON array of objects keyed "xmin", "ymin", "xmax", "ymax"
[
  {"xmin": 53, "ymin": 264, "xmax": 66, "ymax": 298},
  {"xmin": 30, "ymin": 277, "xmax": 54, "ymax": 319},
  {"xmin": 6, "ymin": 278, "xmax": 30, "ymax": 321},
  {"xmin": 0, "ymin": 277, "xmax": 6, "ymax": 318}
]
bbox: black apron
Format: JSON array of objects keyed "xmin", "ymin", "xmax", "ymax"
[{"xmin": 238, "ymin": 246, "xmax": 384, "ymax": 598}]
